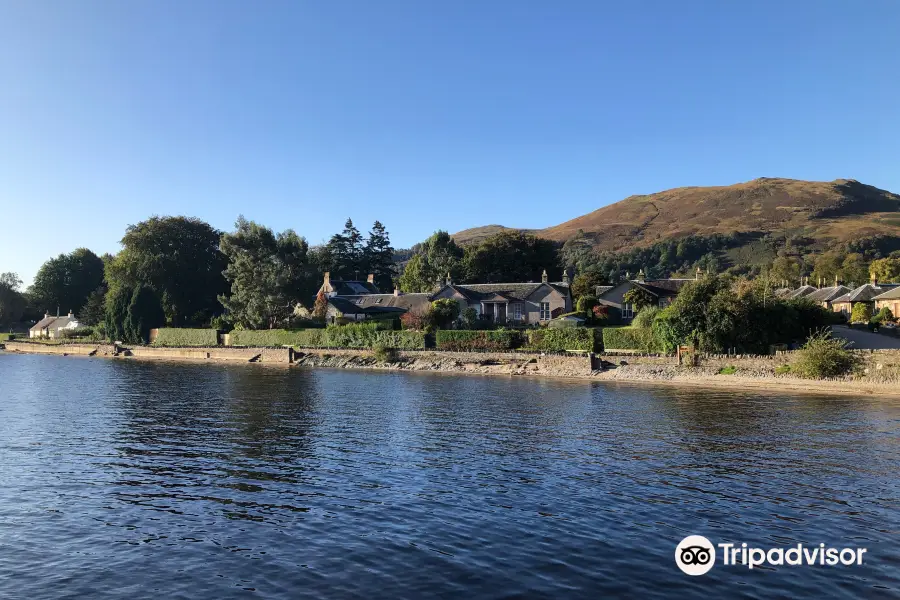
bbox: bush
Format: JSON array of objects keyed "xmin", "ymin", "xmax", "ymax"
[
  {"xmin": 873, "ymin": 306, "xmax": 895, "ymax": 324},
  {"xmin": 229, "ymin": 325, "xmax": 426, "ymax": 349},
  {"xmin": 152, "ymin": 328, "xmax": 219, "ymax": 347},
  {"xmin": 602, "ymin": 327, "xmax": 657, "ymax": 352},
  {"xmin": 775, "ymin": 365, "xmax": 792, "ymax": 375},
  {"xmin": 717, "ymin": 365, "xmax": 737, "ymax": 375},
  {"xmin": 59, "ymin": 326, "xmax": 94, "ymax": 340},
  {"xmin": 790, "ymin": 329, "xmax": 859, "ymax": 379},
  {"xmin": 431, "ymin": 299, "xmax": 461, "ymax": 328},
  {"xmin": 631, "ymin": 306, "xmax": 660, "ymax": 328},
  {"xmin": 373, "ymin": 343, "xmax": 399, "ymax": 363},
  {"xmin": 576, "ymin": 295, "xmax": 598, "ymax": 315},
  {"xmin": 850, "ymin": 302, "xmax": 873, "ymax": 323},
  {"xmin": 526, "ymin": 328, "xmax": 598, "ymax": 352},
  {"xmin": 401, "ymin": 307, "xmax": 435, "ymax": 332},
  {"xmin": 435, "ymin": 329, "xmax": 523, "ymax": 351}
]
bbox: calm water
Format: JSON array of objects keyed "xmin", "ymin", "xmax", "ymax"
[{"xmin": 0, "ymin": 354, "xmax": 898, "ymax": 599}]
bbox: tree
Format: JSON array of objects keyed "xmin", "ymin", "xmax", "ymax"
[
  {"xmin": 364, "ymin": 221, "xmax": 395, "ymax": 292},
  {"xmin": 0, "ymin": 272, "xmax": 26, "ymax": 327},
  {"xmin": 870, "ymin": 258, "xmax": 900, "ymax": 283},
  {"xmin": 769, "ymin": 256, "xmax": 801, "ymax": 286},
  {"xmin": 575, "ymin": 295, "xmax": 598, "ymax": 315},
  {"xmin": 80, "ymin": 286, "xmax": 108, "ymax": 326},
  {"xmin": 105, "ymin": 216, "xmax": 227, "ymax": 326},
  {"xmin": 125, "ymin": 286, "xmax": 165, "ymax": 343},
  {"xmin": 622, "ymin": 286, "xmax": 656, "ymax": 314},
  {"xmin": 397, "ymin": 231, "xmax": 464, "ymax": 292},
  {"xmin": 30, "ymin": 248, "xmax": 105, "ymax": 315},
  {"xmin": 571, "ymin": 269, "xmax": 606, "ymax": 301},
  {"xmin": 841, "ymin": 253, "xmax": 869, "ymax": 287},
  {"xmin": 104, "ymin": 284, "xmax": 131, "ymax": 342},
  {"xmin": 431, "ymin": 299, "xmax": 460, "ymax": 328},
  {"xmin": 312, "ymin": 290, "xmax": 329, "ymax": 321},
  {"xmin": 811, "ymin": 252, "xmax": 844, "ymax": 286},
  {"xmin": 850, "ymin": 302, "xmax": 873, "ymax": 323},
  {"xmin": 218, "ymin": 217, "xmax": 315, "ymax": 330},
  {"xmin": 461, "ymin": 231, "xmax": 560, "ymax": 283},
  {"xmin": 324, "ymin": 218, "xmax": 365, "ymax": 279}
]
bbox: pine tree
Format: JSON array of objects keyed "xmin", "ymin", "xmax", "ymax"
[
  {"xmin": 364, "ymin": 221, "xmax": 395, "ymax": 292},
  {"xmin": 325, "ymin": 218, "xmax": 364, "ymax": 279}
]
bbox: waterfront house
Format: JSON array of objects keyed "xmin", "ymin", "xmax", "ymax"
[
  {"xmin": 873, "ymin": 286, "xmax": 900, "ymax": 318},
  {"xmin": 804, "ymin": 285, "xmax": 852, "ymax": 310},
  {"xmin": 830, "ymin": 278, "xmax": 900, "ymax": 317},
  {"xmin": 430, "ymin": 270, "xmax": 572, "ymax": 324},
  {"xmin": 594, "ymin": 270, "xmax": 694, "ymax": 321},
  {"xmin": 29, "ymin": 312, "xmax": 80, "ymax": 339}
]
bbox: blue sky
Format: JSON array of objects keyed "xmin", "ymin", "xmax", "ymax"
[{"xmin": 2, "ymin": 1, "xmax": 898, "ymax": 286}]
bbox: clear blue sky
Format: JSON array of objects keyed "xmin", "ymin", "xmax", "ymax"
[{"xmin": 2, "ymin": 1, "xmax": 898, "ymax": 286}]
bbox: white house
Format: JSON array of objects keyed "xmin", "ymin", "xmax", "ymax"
[{"xmin": 29, "ymin": 312, "xmax": 81, "ymax": 339}]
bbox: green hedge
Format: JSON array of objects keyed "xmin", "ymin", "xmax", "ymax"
[
  {"xmin": 602, "ymin": 326, "xmax": 657, "ymax": 352},
  {"xmin": 229, "ymin": 324, "xmax": 426, "ymax": 349},
  {"xmin": 152, "ymin": 328, "xmax": 219, "ymax": 347},
  {"xmin": 526, "ymin": 328, "xmax": 598, "ymax": 352},
  {"xmin": 0, "ymin": 333, "xmax": 15, "ymax": 342},
  {"xmin": 435, "ymin": 330, "xmax": 523, "ymax": 351}
]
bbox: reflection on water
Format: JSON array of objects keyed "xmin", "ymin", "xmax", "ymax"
[{"xmin": 0, "ymin": 354, "xmax": 897, "ymax": 599}]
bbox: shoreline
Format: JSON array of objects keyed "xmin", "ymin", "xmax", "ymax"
[{"xmin": 3, "ymin": 341, "xmax": 899, "ymax": 399}]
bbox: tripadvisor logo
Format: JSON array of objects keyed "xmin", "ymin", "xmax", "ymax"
[{"xmin": 675, "ymin": 536, "xmax": 868, "ymax": 575}]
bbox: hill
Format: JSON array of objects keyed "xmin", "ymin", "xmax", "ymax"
[{"xmin": 452, "ymin": 178, "xmax": 900, "ymax": 252}]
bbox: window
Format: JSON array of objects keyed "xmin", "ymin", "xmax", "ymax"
[
  {"xmin": 513, "ymin": 303, "xmax": 523, "ymax": 320},
  {"xmin": 622, "ymin": 303, "xmax": 634, "ymax": 319},
  {"xmin": 540, "ymin": 302, "xmax": 551, "ymax": 321}
]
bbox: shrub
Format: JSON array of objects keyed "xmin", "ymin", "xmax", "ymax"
[
  {"xmin": 790, "ymin": 329, "xmax": 859, "ymax": 379},
  {"xmin": 631, "ymin": 306, "xmax": 660, "ymax": 328},
  {"xmin": 526, "ymin": 328, "xmax": 598, "ymax": 352},
  {"xmin": 717, "ymin": 365, "xmax": 737, "ymax": 375},
  {"xmin": 775, "ymin": 365, "xmax": 792, "ymax": 375},
  {"xmin": 576, "ymin": 295, "xmax": 598, "ymax": 315},
  {"xmin": 850, "ymin": 302, "xmax": 873, "ymax": 323},
  {"xmin": 152, "ymin": 328, "xmax": 219, "ymax": 347},
  {"xmin": 59, "ymin": 326, "xmax": 94, "ymax": 339},
  {"xmin": 874, "ymin": 306, "xmax": 895, "ymax": 324},
  {"xmin": 461, "ymin": 307, "xmax": 478, "ymax": 329},
  {"xmin": 373, "ymin": 342, "xmax": 399, "ymax": 363},
  {"xmin": 0, "ymin": 333, "xmax": 14, "ymax": 342},
  {"xmin": 602, "ymin": 327, "xmax": 657, "ymax": 352},
  {"xmin": 401, "ymin": 307, "xmax": 435, "ymax": 332},
  {"xmin": 431, "ymin": 299, "xmax": 461, "ymax": 328},
  {"xmin": 436, "ymin": 329, "xmax": 523, "ymax": 351},
  {"xmin": 229, "ymin": 325, "xmax": 426, "ymax": 349}
]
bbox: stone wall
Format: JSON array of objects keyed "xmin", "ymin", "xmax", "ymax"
[
  {"xmin": 3, "ymin": 341, "xmax": 118, "ymax": 356},
  {"xmin": 124, "ymin": 346, "xmax": 292, "ymax": 363}
]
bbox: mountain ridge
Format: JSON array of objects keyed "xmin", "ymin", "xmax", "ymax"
[{"xmin": 451, "ymin": 178, "xmax": 900, "ymax": 252}]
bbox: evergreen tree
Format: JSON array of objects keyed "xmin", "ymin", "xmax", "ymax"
[
  {"xmin": 125, "ymin": 286, "xmax": 165, "ymax": 343},
  {"xmin": 325, "ymin": 218, "xmax": 365, "ymax": 279},
  {"xmin": 364, "ymin": 221, "xmax": 395, "ymax": 291},
  {"xmin": 104, "ymin": 285, "xmax": 131, "ymax": 342}
]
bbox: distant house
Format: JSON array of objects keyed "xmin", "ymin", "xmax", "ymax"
[
  {"xmin": 786, "ymin": 285, "xmax": 818, "ymax": 300},
  {"xmin": 872, "ymin": 286, "xmax": 900, "ymax": 318},
  {"xmin": 831, "ymin": 280, "xmax": 900, "ymax": 317},
  {"xmin": 595, "ymin": 270, "xmax": 694, "ymax": 321},
  {"xmin": 431, "ymin": 270, "xmax": 572, "ymax": 324},
  {"xmin": 30, "ymin": 312, "xmax": 80, "ymax": 339},
  {"xmin": 804, "ymin": 285, "xmax": 852, "ymax": 310}
]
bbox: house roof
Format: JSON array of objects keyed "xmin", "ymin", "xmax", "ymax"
[
  {"xmin": 343, "ymin": 293, "xmax": 432, "ymax": 312},
  {"xmin": 805, "ymin": 285, "xmax": 852, "ymax": 303},
  {"xmin": 29, "ymin": 315, "xmax": 77, "ymax": 332},
  {"xmin": 440, "ymin": 282, "xmax": 570, "ymax": 302},
  {"xmin": 595, "ymin": 285, "xmax": 614, "ymax": 296},
  {"xmin": 326, "ymin": 296, "xmax": 406, "ymax": 316},
  {"xmin": 832, "ymin": 283, "xmax": 899, "ymax": 304},
  {"xmin": 787, "ymin": 285, "xmax": 817, "ymax": 299},
  {"xmin": 626, "ymin": 279, "xmax": 694, "ymax": 298},
  {"xmin": 327, "ymin": 280, "xmax": 380, "ymax": 295},
  {"xmin": 873, "ymin": 286, "xmax": 900, "ymax": 301}
]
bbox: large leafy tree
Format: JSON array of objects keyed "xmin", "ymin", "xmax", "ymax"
[
  {"xmin": 869, "ymin": 257, "xmax": 900, "ymax": 283},
  {"xmin": 125, "ymin": 286, "xmax": 165, "ymax": 343},
  {"xmin": 218, "ymin": 217, "xmax": 315, "ymax": 329},
  {"xmin": 105, "ymin": 216, "xmax": 227, "ymax": 326},
  {"xmin": 0, "ymin": 272, "xmax": 26, "ymax": 327},
  {"xmin": 30, "ymin": 248, "xmax": 105, "ymax": 315},
  {"xmin": 364, "ymin": 221, "xmax": 395, "ymax": 292},
  {"xmin": 841, "ymin": 253, "xmax": 870, "ymax": 287},
  {"xmin": 397, "ymin": 231, "xmax": 464, "ymax": 292},
  {"xmin": 79, "ymin": 286, "xmax": 108, "ymax": 326},
  {"xmin": 461, "ymin": 231, "xmax": 560, "ymax": 284}
]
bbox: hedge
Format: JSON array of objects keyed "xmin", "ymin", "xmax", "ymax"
[
  {"xmin": 436, "ymin": 330, "xmax": 523, "ymax": 351},
  {"xmin": 526, "ymin": 328, "xmax": 598, "ymax": 352},
  {"xmin": 602, "ymin": 326, "xmax": 657, "ymax": 352},
  {"xmin": 229, "ymin": 324, "xmax": 426, "ymax": 349},
  {"xmin": 152, "ymin": 328, "xmax": 219, "ymax": 347}
]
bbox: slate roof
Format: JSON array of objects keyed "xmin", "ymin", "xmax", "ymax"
[
  {"xmin": 326, "ymin": 297, "xmax": 406, "ymax": 316},
  {"xmin": 328, "ymin": 280, "xmax": 380, "ymax": 295},
  {"xmin": 595, "ymin": 285, "xmax": 614, "ymax": 296},
  {"xmin": 630, "ymin": 279, "xmax": 694, "ymax": 297},
  {"xmin": 343, "ymin": 293, "xmax": 432, "ymax": 312},
  {"xmin": 805, "ymin": 285, "xmax": 851, "ymax": 304},
  {"xmin": 872, "ymin": 286, "xmax": 900, "ymax": 301},
  {"xmin": 787, "ymin": 285, "xmax": 817, "ymax": 299},
  {"xmin": 443, "ymin": 282, "xmax": 569, "ymax": 302},
  {"xmin": 29, "ymin": 315, "xmax": 77, "ymax": 333},
  {"xmin": 832, "ymin": 284, "xmax": 900, "ymax": 304}
]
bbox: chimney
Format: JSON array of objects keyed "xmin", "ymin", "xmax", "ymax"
[
  {"xmin": 68, "ymin": 310, "xmax": 73, "ymax": 318},
  {"xmin": 637, "ymin": 268, "xmax": 645, "ymax": 283},
  {"xmin": 541, "ymin": 269, "xmax": 548, "ymax": 284},
  {"xmin": 446, "ymin": 272, "xmax": 453, "ymax": 286},
  {"xmin": 625, "ymin": 270, "xmax": 631, "ymax": 280},
  {"xmin": 367, "ymin": 273, "xmax": 374, "ymax": 284},
  {"xmin": 562, "ymin": 269, "xmax": 570, "ymax": 285},
  {"xmin": 323, "ymin": 272, "xmax": 331, "ymax": 289},
  {"xmin": 695, "ymin": 267, "xmax": 702, "ymax": 280},
  {"xmin": 871, "ymin": 272, "xmax": 877, "ymax": 286},
  {"xmin": 834, "ymin": 275, "xmax": 839, "ymax": 287},
  {"xmin": 44, "ymin": 312, "xmax": 49, "ymax": 319},
  {"xmin": 394, "ymin": 288, "xmax": 402, "ymax": 297}
]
